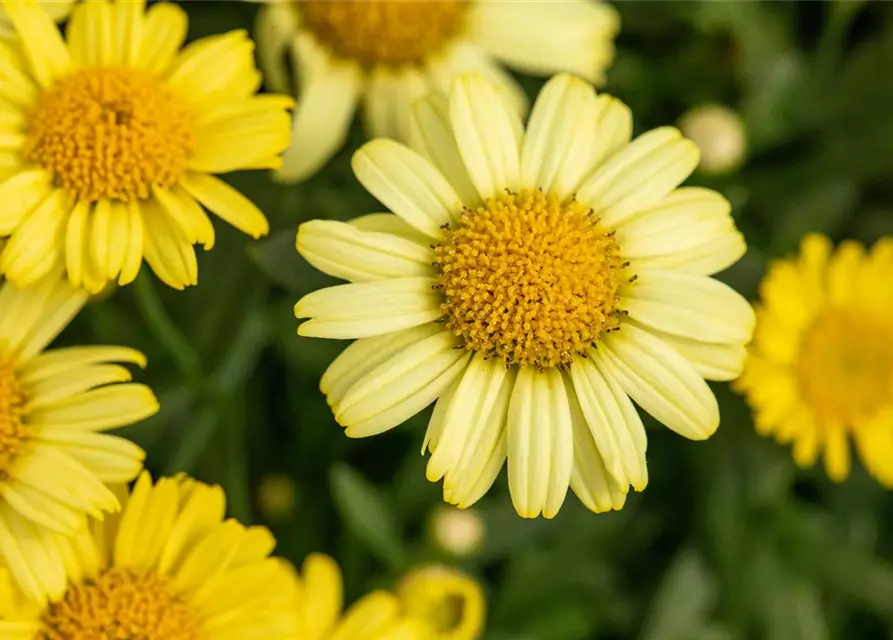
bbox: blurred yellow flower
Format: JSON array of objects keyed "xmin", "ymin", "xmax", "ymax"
[
  {"xmin": 429, "ymin": 505, "xmax": 485, "ymax": 558},
  {"xmin": 0, "ymin": 0, "xmax": 293, "ymax": 292},
  {"xmin": 255, "ymin": 0, "xmax": 619, "ymax": 181},
  {"xmin": 0, "ymin": 0, "xmax": 71, "ymax": 39},
  {"xmin": 736, "ymin": 234, "xmax": 893, "ymax": 486},
  {"xmin": 295, "ymin": 73, "xmax": 753, "ymax": 518},
  {"xmin": 0, "ymin": 272, "xmax": 157, "ymax": 605},
  {"xmin": 290, "ymin": 553, "xmax": 422, "ymax": 640},
  {"xmin": 678, "ymin": 104, "xmax": 747, "ymax": 175},
  {"xmin": 0, "ymin": 472, "xmax": 299, "ymax": 640},
  {"xmin": 398, "ymin": 565, "xmax": 485, "ymax": 640}
]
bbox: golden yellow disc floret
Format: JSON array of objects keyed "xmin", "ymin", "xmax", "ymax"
[
  {"xmin": 40, "ymin": 568, "xmax": 200, "ymax": 640},
  {"xmin": 25, "ymin": 68, "xmax": 195, "ymax": 203},
  {"xmin": 0, "ymin": 365, "xmax": 25, "ymax": 478},
  {"xmin": 297, "ymin": 0, "xmax": 469, "ymax": 68},
  {"xmin": 435, "ymin": 189, "xmax": 626, "ymax": 369}
]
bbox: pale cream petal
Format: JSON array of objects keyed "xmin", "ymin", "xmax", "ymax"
[
  {"xmin": 450, "ymin": 74, "xmax": 522, "ymax": 199},
  {"xmin": 134, "ymin": 0, "xmax": 187, "ymax": 74},
  {"xmin": 352, "ymin": 139, "xmax": 461, "ymax": 239},
  {"xmin": 348, "ymin": 213, "xmax": 431, "ymax": 244},
  {"xmin": 566, "ymin": 385, "xmax": 628, "ymax": 514},
  {"xmin": 2, "ymin": 0, "xmax": 70, "ymax": 87},
  {"xmin": 321, "ymin": 324, "xmax": 442, "ymax": 403},
  {"xmin": 634, "ymin": 325, "xmax": 747, "ymax": 382},
  {"xmin": 295, "ymin": 277, "xmax": 442, "ymax": 339},
  {"xmin": 333, "ymin": 330, "xmax": 470, "ymax": 437},
  {"xmin": 408, "ymin": 92, "xmax": 480, "ymax": 207},
  {"xmin": 428, "ymin": 356, "xmax": 513, "ymax": 508},
  {"xmin": 277, "ymin": 56, "xmax": 361, "ymax": 183},
  {"xmin": 599, "ymin": 324, "xmax": 719, "ymax": 440},
  {"xmin": 586, "ymin": 94, "xmax": 633, "ymax": 175},
  {"xmin": 426, "ymin": 42, "xmax": 527, "ymax": 119},
  {"xmin": 635, "ymin": 232, "xmax": 747, "ymax": 276},
  {"xmin": 254, "ymin": 2, "xmax": 298, "ymax": 95},
  {"xmin": 569, "ymin": 355, "xmax": 647, "ymax": 490},
  {"xmin": 0, "ymin": 168, "xmax": 54, "ymax": 235},
  {"xmin": 467, "ymin": 0, "xmax": 619, "ymax": 85},
  {"xmin": 179, "ymin": 173, "xmax": 269, "ymax": 239},
  {"xmin": 622, "ymin": 269, "xmax": 755, "ymax": 344},
  {"xmin": 576, "ymin": 127, "xmax": 699, "ymax": 228},
  {"xmin": 0, "ymin": 189, "xmax": 69, "ymax": 286},
  {"xmin": 296, "ymin": 219, "xmax": 434, "ymax": 283},
  {"xmin": 506, "ymin": 367, "xmax": 573, "ymax": 519},
  {"xmin": 444, "ymin": 431, "xmax": 506, "ymax": 509},
  {"xmin": 520, "ymin": 73, "xmax": 600, "ymax": 199}
]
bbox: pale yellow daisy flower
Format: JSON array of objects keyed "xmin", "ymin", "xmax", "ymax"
[
  {"xmin": 0, "ymin": 271, "xmax": 158, "ymax": 605},
  {"xmin": 397, "ymin": 564, "xmax": 485, "ymax": 640},
  {"xmin": 295, "ymin": 73, "xmax": 754, "ymax": 518},
  {"xmin": 735, "ymin": 234, "xmax": 893, "ymax": 486},
  {"xmin": 0, "ymin": 472, "xmax": 299, "ymax": 639},
  {"xmin": 255, "ymin": 0, "xmax": 619, "ymax": 181},
  {"xmin": 0, "ymin": 0, "xmax": 293, "ymax": 292},
  {"xmin": 289, "ymin": 553, "xmax": 422, "ymax": 640},
  {"xmin": 0, "ymin": 0, "xmax": 71, "ymax": 39}
]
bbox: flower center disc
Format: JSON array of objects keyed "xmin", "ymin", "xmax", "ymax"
[
  {"xmin": 40, "ymin": 568, "xmax": 201, "ymax": 640},
  {"xmin": 297, "ymin": 0, "xmax": 469, "ymax": 68},
  {"xmin": 25, "ymin": 68, "xmax": 195, "ymax": 203},
  {"xmin": 797, "ymin": 310, "xmax": 893, "ymax": 425},
  {"xmin": 435, "ymin": 189, "xmax": 624, "ymax": 369},
  {"xmin": 0, "ymin": 365, "xmax": 25, "ymax": 478}
]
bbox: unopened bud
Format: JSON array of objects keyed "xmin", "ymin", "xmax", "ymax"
[
  {"xmin": 257, "ymin": 473, "xmax": 296, "ymax": 522},
  {"xmin": 429, "ymin": 505, "xmax": 485, "ymax": 557},
  {"xmin": 679, "ymin": 104, "xmax": 747, "ymax": 175}
]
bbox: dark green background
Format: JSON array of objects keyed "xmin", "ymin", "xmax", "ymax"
[{"xmin": 59, "ymin": 2, "xmax": 893, "ymax": 638}]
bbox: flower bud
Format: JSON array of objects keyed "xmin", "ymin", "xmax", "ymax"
[
  {"xmin": 679, "ymin": 104, "xmax": 747, "ymax": 175},
  {"xmin": 429, "ymin": 505, "xmax": 485, "ymax": 557}
]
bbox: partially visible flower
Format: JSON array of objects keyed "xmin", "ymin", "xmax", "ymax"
[
  {"xmin": 290, "ymin": 553, "xmax": 422, "ymax": 640},
  {"xmin": 255, "ymin": 0, "xmax": 619, "ymax": 181},
  {"xmin": 429, "ymin": 506, "xmax": 484, "ymax": 558},
  {"xmin": 0, "ymin": 0, "xmax": 293, "ymax": 292},
  {"xmin": 736, "ymin": 234, "xmax": 893, "ymax": 486},
  {"xmin": 0, "ymin": 0, "xmax": 71, "ymax": 39},
  {"xmin": 0, "ymin": 271, "xmax": 158, "ymax": 604},
  {"xmin": 294, "ymin": 73, "xmax": 753, "ymax": 519},
  {"xmin": 0, "ymin": 472, "xmax": 299, "ymax": 639},
  {"xmin": 398, "ymin": 565, "xmax": 485, "ymax": 640},
  {"xmin": 678, "ymin": 104, "xmax": 747, "ymax": 175}
]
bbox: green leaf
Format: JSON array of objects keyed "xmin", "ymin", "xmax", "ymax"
[
  {"xmin": 639, "ymin": 548, "xmax": 717, "ymax": 640},
  {"xmin": 330, "ymin": 464, "xmax": 408, "ymax": 572}
]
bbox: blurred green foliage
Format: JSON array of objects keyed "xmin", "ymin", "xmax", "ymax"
[{"xmin": 60, "ymin": 2, "xmax": 893, "ymax": 638}]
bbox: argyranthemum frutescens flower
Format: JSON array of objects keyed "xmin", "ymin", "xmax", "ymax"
[
  {"xmin": 289, "ymin": 553, "xmax": 484, "ymax": 640},
  {"xmin": 255, "ymin": 0, "xmax": 619, "ymax": 181},
  {"xmin": 0, "ymin": 0, "xmax": 71, "ymax": 40},
  {"xmin": 0, "ymin": 0, "xmax": 293, "ymax": 292},
  {"xmin": 0, "ymin": 271, "xmax": 158, "ymax": 604},
  {"xmin": 294, "ymin": 73, "xmax": 754, "ymax": 518},
  {"xmin": 0, "ymin": 472, "xmax": 299, "ymax": 640},
  {"xmin": 736, "ymin": 234, "xmax": 893, "ymax": 486}
]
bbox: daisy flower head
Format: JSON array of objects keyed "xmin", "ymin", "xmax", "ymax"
[
  {"xmin": 289, "ymin": 553, "xmax": 423, "ymax": 640},
  {"xmin": 735, "ymin": 234, "xmax": 893, "ymax": 486},
  {"xmin": 0, "ymin": 472, "xmax": 300, "ymax": 640},
  {"xmin": 294, "ymin": 73, "xmax": 754, "ymax": 519},
  {"xmin": 255, "ymin": 0, "xmax": 619, "ymax": 182},
  {"xmin": 397, "ymin": 564, "xmax": 485, "ymax": 640},
  {"xmin": 0, "ymin": 0, "xmax": 294, "ymax": 293},
  {"xmin": 0, "ymin": 0, "xmax": 71, "ymax": 40},
  {"xmin": 0, "ymin": 272, "xmax": 158, "ymax": 605}
]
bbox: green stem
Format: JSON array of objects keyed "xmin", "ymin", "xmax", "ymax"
[{"xmin": 133, "ymin": 272, "xmax": 203, "ymax": 382}]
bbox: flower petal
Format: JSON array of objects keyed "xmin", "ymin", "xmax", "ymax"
[
  {"xmin": 599, "ymin": 324, "xmax": 719, "ymax": 440},
  {"xmin": 179, "ymin": 173, "xmax": 269, "ymax": 239},
  {"xmin": 1, "ymin": 0, "xmax": 70, "ymax": 87}
]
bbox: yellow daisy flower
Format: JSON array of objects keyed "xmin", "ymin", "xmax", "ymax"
[
  {"xmin": 0, "ymin": 0, "xmax": 294, "ymax": 292},
  {"xmin": 295, "ymin": 73, "xmax": 754, "ymax": 518},
  {"xmin": 0, "ymin": 472, "xmax": 299, "ymax": 640},
  {"xmin": 0, "ymin": 271, "xmax": 158, "ymax": 605},
  {"xmin": 0, "ymin": 0, "xmax": 71, "ymax": 39},
  {"xmin": 735, "ymin": 234, "xmax": 893, "ymax": 486},
  {"xmin": 397, "ymin": 565, "xmax": 485, "ymax": 640},
  {"xmin": 255, "ymin": 0, "xmax": 619, "ymax": 181},
  {"xmin": 290, "ymin": 553, "xmax": 421, "ymax": 640}
]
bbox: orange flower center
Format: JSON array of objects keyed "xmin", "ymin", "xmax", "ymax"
[
  {"xmin": 25, "ymin": 68, "xmax": 194, "ymax": 203},
  {"xmin": 39, "ymin": 568, "xmax": 201, "ymax": 640},
  {"xmin": 296, "ymin": 0, "xmax": 469, "ymax": 68},
  {"xmin": 0, "ymin": 365, "xmax": 25, "ymax": 478},
  {"xmin": 434, "ymin": 189, "xmax": 625, "ymax": 369}
]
